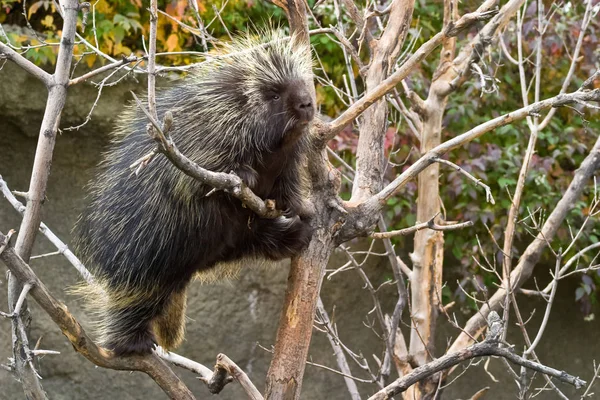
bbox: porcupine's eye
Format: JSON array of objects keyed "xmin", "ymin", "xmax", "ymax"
[{"xmin": 271, "ymin": 93, "xmax": 281, "ymax": 101}]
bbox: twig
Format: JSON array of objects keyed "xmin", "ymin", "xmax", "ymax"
[
  {"xmin": 0, "ymin": 175, "xmax": 94, "ymax": 283},
  {"xmin": 448, "ymin": 134, "xmax": 600, "ymax": 355},
  {"xmin": 12, "ymin": 283, "xmax": 32, "ymax": 316},
  {"xmin": 433, "ymin": 157, "xmax": 495, "ymax": 204},
  {"xmin": 155, "ymin": 347, "xmax": 212, "ymax": 379},
  {"xmin": 524, "ymin": 253, "xmax": 561, "ymax": 356},
  {"xmin": 371, "ymin": 214, "xmax": 473, "ymax": 239},
  {"xmin": 68, "ymin": 55, "xmax": 140, "ymax": 86},
  {"xmin": 581, "ymin": 361, "xmax": 600, "ymax": 399},
  {"xmin": 316, "ymin": 298, "xmax": 362, "ymax": 399}
]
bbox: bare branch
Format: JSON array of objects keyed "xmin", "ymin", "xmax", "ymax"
[
  {"xmin": 434, "ymin": 158, "xmax": 495, "ymax": 204},
  {"xmin": 0, "ymin": 41, "xmax": 52, "ymax": 86},
  {"xmin": 213, "ymin": 354, "xmax": 263, "ymax": 399},
  {"xmin": 130, "ymin": 93, "xmax": 281, "ymax": 219},
  {"xmin": 317, "ymin": 3, "xmax": 498, "ymax": 141},
  {"xmin": 316, "ymin": 298, "xmax": 362, "ymax": 400},
  {"xmin": 68, "ymin": 55, "xmax": 140, "ymax": 86},
  {"xmin": 366, "ymin": 88, "xmax": 600, "ymax": 212},
  {"xmin": 524, "ymin": 253, "xmax": 561, "ymax": 356},
  {"xmin": 371, "ymin": 215, "xmax": 473, "ymax": 239},
  {"xmin": 448, "ymin": 133, "xmax": 600, "ymax": 354},
  {"xmin": 0, "ymin": 175, "xmax": 94, "ymax": 282}
]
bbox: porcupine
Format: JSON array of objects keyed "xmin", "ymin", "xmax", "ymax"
[{"xmin": 73, "ymin": 32, "xmax": 315, "ymax": 356}]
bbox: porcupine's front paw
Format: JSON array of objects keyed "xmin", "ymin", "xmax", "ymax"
[
  {"xmin": 252, "ymin": 215, "xmax": 313, "ymax": 260},
  {"xmin": 277, "ymin": 215, "xmax": 314, "ymax": 256},
  {"xmin": 106, "ymin": 329, "xmax": 157, "ymax": 356}
]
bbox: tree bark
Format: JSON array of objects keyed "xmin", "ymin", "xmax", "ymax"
[
  {"xmin": 407, "ymin": 2, "xmax": 457, "ymax": 396},
  {"xmin": 7, "ymin": 2, "xmax": 80, "ymax": 398}
]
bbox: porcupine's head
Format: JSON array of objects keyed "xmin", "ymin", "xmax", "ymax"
[{"xmin": 189, "ymin": 31, "xmax": 315, "ymax": 150}]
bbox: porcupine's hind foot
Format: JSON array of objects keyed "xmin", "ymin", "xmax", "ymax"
[
  {"xmin": 105, "ymin": 327, "xmax": 157, "ymax": 356},
  {"xmin": 101, "ymin": 302, "xmax": 161, "ymax": 356},
  {"xmin": 251, "ymin": 215, "xmax": 313, "ymax": 260}
]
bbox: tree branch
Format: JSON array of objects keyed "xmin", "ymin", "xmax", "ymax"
[
  {"xmin": 68, "ymin": 55, "xmax": 140, "ymax": 86},
  {"xmin": 0, "ymin": 41, "xmax": 52, "ymax": 86},
  {"xmin": 371, "ymin": 215, "xmax": 473, "ymax": 239},
  {"xmin": 368, "ymin": 88, "xmax": 599, "ymax": 213},
  {"xmin": 336, "ymin": 87, "xmax": 599, "ymax": 243},
  {"xmin": 130, "ymin": 94, "xmax": 281, "ymax": 219},
  {"xmin": 316, "ymin": 3, "xmax": 498, "ymax": 141},
  {"xmin": 448, "ymin": 132, "xmax": 600, "ymax": 354}
]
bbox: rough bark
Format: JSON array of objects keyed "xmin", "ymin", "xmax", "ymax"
[
  {"xmin": 350, "ymin": 0, "xmax": 414, "ymax": 203},
  {"xmin": 264, "ymin": 2, "xmax": 333, "ymax": 398},
  {"xmin": 407, "ymin": 1, "xmax": 457, "ymax": 396}
]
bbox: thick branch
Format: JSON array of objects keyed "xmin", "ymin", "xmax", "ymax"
[
  {"xmin": 337, "ymin": 88, "xmax": 599, "ymax": 243},
  {"xmin": 350, "ymin": 0, "xmax": 415, "ymax": 203},
  {"xmin": 7, "ymin": 1, "xmax": 81, "ymax": 398},
  {"xmin": 368, "ymin": 338, "xmax": 585, "ymax": 400},
  {"xmin": 368, "ymin": 89, "xmax": 599, "ymax": 213}
]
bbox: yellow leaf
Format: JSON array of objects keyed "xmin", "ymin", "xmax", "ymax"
[
  {"xmin": 105, "ymin": 39, "xmax": 113, "ymax": 54},
  {"xmin": 41, "ymin": 15, "xmax": 54, "ymax": 28},
  {"xmin": 166, "ymin": 33, "xmax": 179, "ymax": 52},
  {"xmin": 28, "ymin": 1, "xmax": 44, "ymax": 19},
  {"xmin": 157, "ymin": 26, "xmax": 166, "ymax": 43},
  {"xmin": 95, "ymin": 2, "xmax": 114, "ymax": 14},
  {"xmin": 86, "ymin": 54, "xmax": 97, "ymax": 68},
  {"xmin": 113, "ymin": 43, "xmax": 132, "ymax": 57}
]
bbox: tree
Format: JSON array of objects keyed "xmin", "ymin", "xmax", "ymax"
[{"xmin": 1, "ymin": 0, "xmax": 599, "ymax": 399}]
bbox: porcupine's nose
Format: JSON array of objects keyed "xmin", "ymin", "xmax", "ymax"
[{"xmin": 294, "ymin": 93, "xmax": 315, "ymax": 122}]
